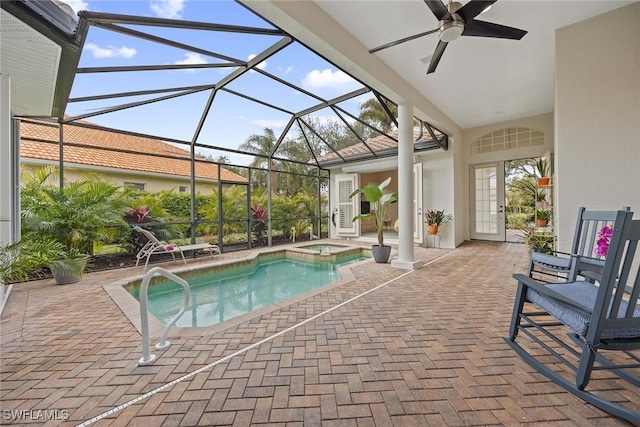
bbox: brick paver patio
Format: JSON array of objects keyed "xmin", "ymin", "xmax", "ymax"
[{"xmin": 1, "ymin": 241, "xmax": 637, "ymax": 426}]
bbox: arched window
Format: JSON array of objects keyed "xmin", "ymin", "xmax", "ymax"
[{"xmin": 470, "ymin": 127, "xmax": 544, "ymax": 154}]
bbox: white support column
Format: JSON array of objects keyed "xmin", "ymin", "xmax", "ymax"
[{"xmin": 392, "ymin": 102, "xmax": 423, "ymax": 270}]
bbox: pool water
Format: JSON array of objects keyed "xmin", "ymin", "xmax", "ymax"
[{"xmin": 129, "ymin": 252, "xmax": 368, "ymax": 327}]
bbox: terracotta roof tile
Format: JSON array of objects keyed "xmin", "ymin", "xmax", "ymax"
[
  {"xmin": 19, "ymin": 119, "xmax": 247, "ymax": 183},
  {"xmin": 317, "ymin": 128, "xmax": 445, "ymax": 164}
]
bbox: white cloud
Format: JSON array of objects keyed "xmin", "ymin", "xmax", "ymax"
[
  {"xmin": 302, "ymin": 69, "xmax": 357, "ymax": 90},
  {"xmin": 278, "ymin": 66, "xmax": 293, "ymax": 75},
  {"xmin": 235, "ymin": 115, "xmax": 247, "ymax": 120},
  {"xmin": 254, "ymin": 119, "xmax": 288, "ymax": 129},
  {"xmin": 174, "ymin": 52, "xmax": 208, "ymax": 66},
  {"xmin": 59, "ymin": 0, "xmax": 88, "ymax": 13},
  {"xmin": 247, "ymin": 54, "xmax": 267, "ymax": 71},
  {"xmin": 85, "ymin": 42, "xmax": 137, "ymax": 59},
  {"xmin": 150, "ymin": 0, "xmax": 185, "ymax": 19}
]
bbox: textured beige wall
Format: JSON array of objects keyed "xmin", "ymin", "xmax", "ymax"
[
  {"xmin": 21, "ymin": 163, "xmax": 218, "ymax": 194},
  {"xmin": 555, "ymin": 3, "xmax": 640, "ymax": 253}
]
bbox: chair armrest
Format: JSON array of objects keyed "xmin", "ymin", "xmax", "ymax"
[
  {"xmin": 512, "ymin": 273, "xmax": 594, "ymax": 314},
  {"xmin": 582, "ymin": 270, "xmax": 602, "ymax": 283}
]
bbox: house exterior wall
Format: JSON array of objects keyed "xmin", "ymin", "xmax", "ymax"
[
  {"xmin": 415, "ymin": 148, "xmax": 456, "ymax": 248},
  {"xmin": 21, "ymin": 162, "xmax": 220, "ymax": 194},
  {"xmin": 555, "ymin": 3, "xmax": 640, "ymax": 253}
]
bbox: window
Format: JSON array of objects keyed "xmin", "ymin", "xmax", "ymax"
[
  {"xmin": 124, "ymin": 182, "xmax": 146, "ymax": 190},
  {"xmin": 470, "ymin": 127, "xmax": 544, "ymax": 155},
  {"xmin": 179, "ymin": 186, "xmax": 188, "ymax": 193}
]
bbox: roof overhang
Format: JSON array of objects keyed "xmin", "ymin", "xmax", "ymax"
[{"xmin": 0, "ymin": 0, "xmax": 84, "ymax": 118}]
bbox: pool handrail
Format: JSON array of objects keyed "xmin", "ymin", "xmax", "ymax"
[{"xmin": 138, "ymin": 267, "xmax": 190, "ymax": 366}]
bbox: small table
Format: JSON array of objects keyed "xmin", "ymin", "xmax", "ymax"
[{"xmin": 426, "ymin": 232, "xmax": 441, "ymax": 249}]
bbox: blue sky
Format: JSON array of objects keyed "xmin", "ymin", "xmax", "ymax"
[{"xmin": 62, "ymin": 0, "xmax": 370, "ymax": 165}]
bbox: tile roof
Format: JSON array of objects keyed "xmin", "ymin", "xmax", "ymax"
[
  {"xmin": 19, "ymin": 119, "xmax": 247, "ymax": 183},
  {"xmin": 317, "ymin": 127, "xmax": 446, "ymax": 165}
]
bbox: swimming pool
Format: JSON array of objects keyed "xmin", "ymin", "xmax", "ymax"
[{"xmin": 126, "ymin": 249, "xmax": 370, "ymax": 328}]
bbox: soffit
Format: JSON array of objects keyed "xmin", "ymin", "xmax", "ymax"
[{"xmin": 0, "ymin": 9, "xmax": 61, "ymax": 116}]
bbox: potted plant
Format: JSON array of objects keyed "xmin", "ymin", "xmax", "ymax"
[
  {"xmin": 425, "ymin": 209, "xmax": 453, "ymax": 235},
  {"xmin": 520, "ymin": 227, "xmax": 555, "ymax": 255},
  {"xmin": 535, "ymin": 208, "xmax": 550, "ymax": 227},
  {"xmin": 350, "ymin": 177, "xmax": 397, "ymax": 263},
  {"xmin": 535, "ymin": 189, "xmax": 548, "ymax": 208},
  {"xmin": 534, "ymin": 157, "xmax": 550, "ymax": 186},
  {"xmin": 20, "ymin": 168, "xmax": 127, "ymax": 284}
]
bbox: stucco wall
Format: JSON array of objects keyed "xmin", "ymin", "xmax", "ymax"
[
  {"xmin": 555, "ymin": 3, "xmax": 640, "ymax": 252},
  {"xmin": 21, "ymin": 162, "xmax": 219, "ymax": 194},
  {"xmin": 416, "ymin": 148, "xmax": 456, "ymax": 248}
]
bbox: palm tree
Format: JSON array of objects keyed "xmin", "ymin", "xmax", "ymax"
[
  {"xmin": 239, "ymin": 128, "xmax": 279, "ymax": 191},
  {"xmin": 239, "ymin": 128, "xmax": 277, "ymax": 170},
  {"xmin": 358, "ymin": 98, "xmax": 397, "ymax": 133}
]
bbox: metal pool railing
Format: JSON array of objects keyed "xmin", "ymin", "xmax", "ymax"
[{"xmin": 138, "ymin": 267, "xmax": 190, "ymax": 366}]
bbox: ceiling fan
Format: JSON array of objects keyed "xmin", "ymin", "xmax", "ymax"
[{"xmin": 369, "ymin": 0, "xmax": 527, "ymax": 74}]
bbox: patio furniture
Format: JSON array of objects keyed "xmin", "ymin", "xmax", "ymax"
[
  {"xmin": 528, "ymin": 206, "xmax": 630, "ymax": 282},
  {"xmin": 506, "ymin": 209, "xmax": 640, "ymax": 423},
  {"xmin": 133, "ymin": 226, "xmax": 220, "ymax": 270}
]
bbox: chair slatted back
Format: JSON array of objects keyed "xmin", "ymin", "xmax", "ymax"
[
  {"xmin": 572, "ymin": 208, "xmax": 628, "ymax": 261},
  {"xmin": 589, "ymin": 212, "xmax": 639, "ymax": 341},
  {"xmin": 133, "ymin": 226, "xmax": 162, "ymax": 245}
]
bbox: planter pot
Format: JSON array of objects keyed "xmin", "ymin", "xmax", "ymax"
[
  {"xmin": 50, "ymin": 258, "xmax": 87, "ymax": 285},
  {"xmin": 428, "ymin": 225, "xmax": 439, "ymax": 235},
  {"xmin": 536, "ymin": 219, "xmax": 548, "ymax": 228},
  {"xmin": 538, "ymin": 177, "xmax": 550, "ymax": 186},
  {"xmin": 371, "ymin": 245, "xmax": 391, "ymax": 263}
]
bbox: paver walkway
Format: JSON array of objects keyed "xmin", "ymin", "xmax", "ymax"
[{"xmin": 1, "ymin": 241, "xmax": 637, "ymax": 426}]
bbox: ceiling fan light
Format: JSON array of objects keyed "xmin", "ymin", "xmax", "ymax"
[{"xmin": 439, "ymin": 20, "xmax": 464, "ymax": 42}]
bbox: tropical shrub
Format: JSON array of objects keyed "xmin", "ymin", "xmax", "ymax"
[{"xmin": 21, "ymin": 168, "xmax": 128, "ymax": 258}]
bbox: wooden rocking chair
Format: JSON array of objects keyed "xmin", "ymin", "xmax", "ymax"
[
  {"xmin": 528, "ymin": 206, "xmax": 630, "ymax": 283},
  {"xmin": 506, "ymin": 209, "xmax": 640, "ymax": 423}
]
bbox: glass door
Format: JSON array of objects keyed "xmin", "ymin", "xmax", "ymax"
[{"xmin": 470, "ymin": 162, "xmax": 505, "ymax": 241}]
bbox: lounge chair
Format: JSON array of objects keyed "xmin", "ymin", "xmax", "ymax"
[
  {"xmin": 506, "ymin": 209, "xmax": 640, "ymax": 423},
  {"xmin": 133, "ymin": 226, "xmax": 220, "ymax": 270},
  {"xmin": 528, "ymin": 206, "xmax": 630, "ymax": 283}
]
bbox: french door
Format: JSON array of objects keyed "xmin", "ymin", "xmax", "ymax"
[{"xmin": 470, "ymin": 162, "xmax": 505, "ymax": 241}]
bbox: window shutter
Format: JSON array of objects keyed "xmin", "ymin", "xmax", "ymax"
[{"xmin": 336, "ymin": 174, "xmax": 357, "ymax": 236}]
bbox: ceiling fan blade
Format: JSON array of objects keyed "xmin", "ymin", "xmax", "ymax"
[
  {"xmin": 424, "ymin": 0, "xmax": 451, "ymax": 21},
  {"xmin": 427, "ymin": 40, "xmax": 448, "ymax": 74},
  {"xmin": 369, "ymin": 28, "xmax": 439, "ymax": 54},
  {"xmin": 462, "ymin": 20, "xmax": 527, "ymax": 40},
  {"xmin": 457, "ymin": 1, "xmax": 497, "ymax": 23}
]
